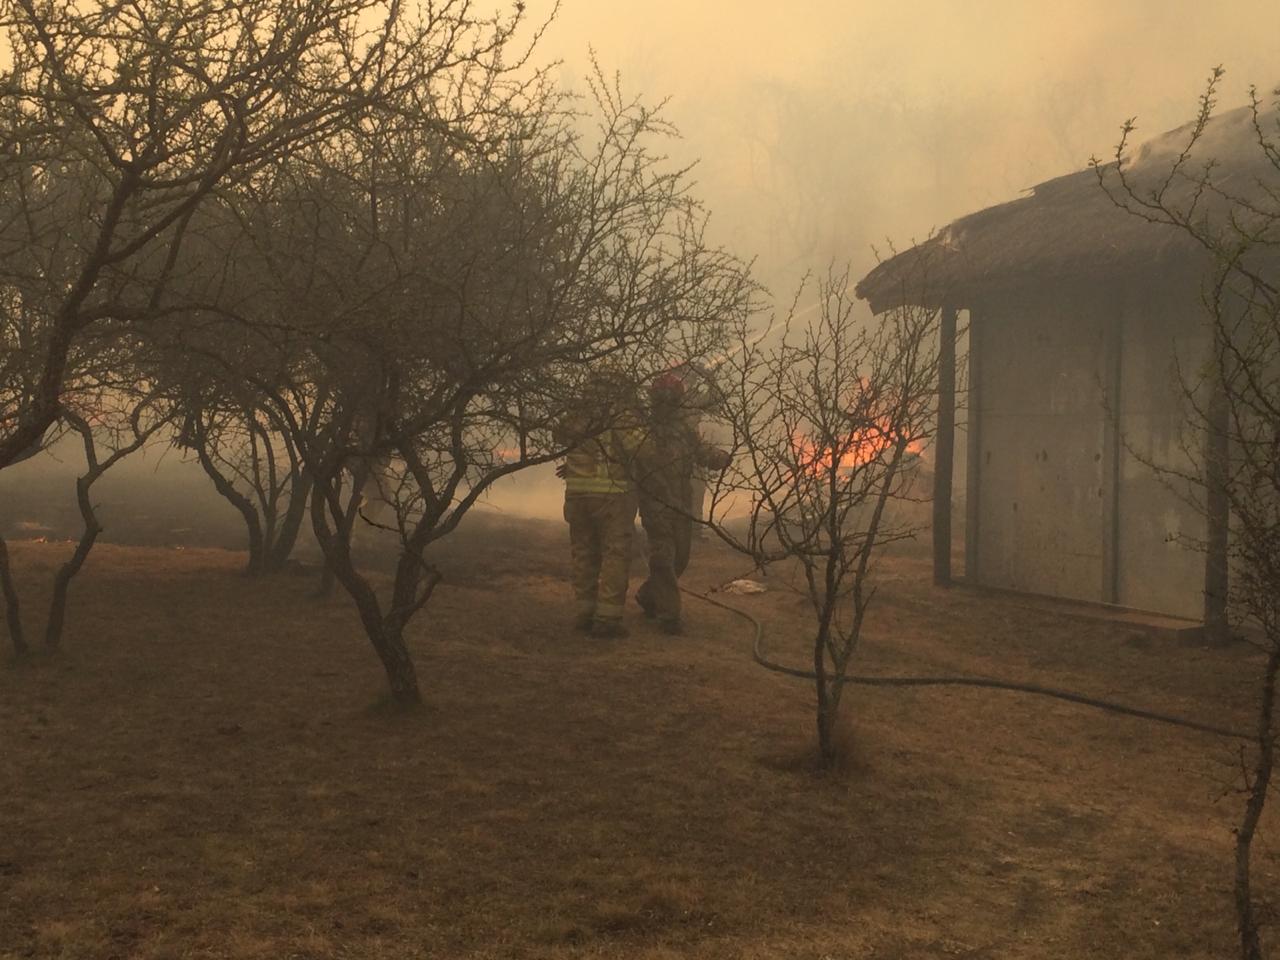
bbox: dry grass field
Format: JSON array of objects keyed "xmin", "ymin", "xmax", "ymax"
[{"xmin": 0, "ymin": 517, "xmax": 1276, "ymax": 959}]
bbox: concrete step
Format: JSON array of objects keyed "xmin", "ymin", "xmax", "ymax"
[{"xmin": 956, "ymin": 579, "xmax": 1206, "ymax": 644}]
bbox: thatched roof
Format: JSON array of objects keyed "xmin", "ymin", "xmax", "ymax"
[{"xmin": 855, "ymin": 102, "xmax": 1280, "ymax": 314}]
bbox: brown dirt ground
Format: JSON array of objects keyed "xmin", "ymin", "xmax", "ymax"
[{"xmin": 0, "ymin": 517, "xmax": 1276, "ymax": 959}]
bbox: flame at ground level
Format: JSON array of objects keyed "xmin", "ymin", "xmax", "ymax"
[{"xmin": 788, "ymin": 423, "xmax": 924, "ymax": 480}]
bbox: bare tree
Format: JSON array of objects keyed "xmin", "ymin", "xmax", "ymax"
[
  {"xmin": 0, "ymin": 320, "xmax": 138, "ymax": 656},
  {"xmin": 183, "ymin": 400, "xmax": 311, "ymax": 575},
  {"xmin": 1096, "ymin": 70, "xmax": 1280, "ymax": 960},
  {"xmin": 709, "ymin": 269, "xmax": 941, "ymax": 763},
  {"xmin": 0, "ymin": 419, "xmax": 58, "ymax": 657},
  {"xmin": 45, "ymin": 385, "xmax": 171, "ymax": 649},
  {"xmin": 170, "ymin": 57, "xmax": 752, "ymax": 704},
  {"xmin": 0, "ymin": 372, "xmax": 168, "ymax": 654},
  {"xmin": 0, "ymin": 0, "xmax": 482, "ymax": 472},
  {"xmin": 156, "ymin": 332, "xmax": 313, "ymax": 577}
]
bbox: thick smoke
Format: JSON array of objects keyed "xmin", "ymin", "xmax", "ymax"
[{"xmin": 5, "ymin": 1, "xmax": 1277, "ymax": 528}]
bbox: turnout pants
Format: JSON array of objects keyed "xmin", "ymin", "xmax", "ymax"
[
  {"xmin": 564, "ymin": 493, "xmax": 638, "ymax": 624},
  {"xmin": 637, "ymin": 498, "xmax": 694, "ymax": 623}
]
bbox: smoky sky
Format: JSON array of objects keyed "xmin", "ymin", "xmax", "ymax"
[
  {"xmin": 528, "ymin": 0, "xmax": 1280, "ymax": 301},
  {"xmin": 5, "ymin": 2, "xmax": 1277, "ymax": 523}
]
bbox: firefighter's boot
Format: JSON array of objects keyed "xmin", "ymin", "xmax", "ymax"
[{"xmin": 591, "ymin": 619, "xmax": 630, "ymax": 639}]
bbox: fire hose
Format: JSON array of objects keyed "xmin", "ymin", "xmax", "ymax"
[{"xmin": 681, "ymin": 587, "xmax": 1253, "ymax": 741}]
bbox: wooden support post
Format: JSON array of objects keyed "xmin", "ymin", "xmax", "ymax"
[
  {"xmin": 1203, "ymin": 385, "xmax": 1230, "ymax": 644},
  {"xmin": 964, "ymin": 310, "xmax": 982, "ymax": 581},
  {"xmin": 1101, "ymin": 305, "xmax": 1124, "ymax": 604},
  {"xmin": 934, "ymin": 305, "xmax": 957, "ymax": 586}
]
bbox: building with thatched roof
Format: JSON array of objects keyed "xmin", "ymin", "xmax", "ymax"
[{"xmin": 856, "ymin": 102, "xmax": 1279, "ymax": 630}]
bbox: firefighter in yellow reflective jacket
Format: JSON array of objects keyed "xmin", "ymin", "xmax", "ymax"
[
  {"xmin": 635, "ymin": 371, "xmax": 731, "ymax": 634},
  {"xmin": 556, "ymin": 374, "xmax": 646, "ymax": 639}
]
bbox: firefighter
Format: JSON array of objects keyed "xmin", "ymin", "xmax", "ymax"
[
  {"xmin": 556, "ymin": 371, "xmax": 645, "ymax": 639},
  {"xmin": 634, "ymin": 371, "xmax": 731, "ymax": 634}
]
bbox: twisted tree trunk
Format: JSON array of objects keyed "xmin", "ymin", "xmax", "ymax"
[
  {"xmin": 44, "ymin": 474, "xmax": 102, "ymax": 650},
  {"xmin": 265, "ymin": 470, "xmax": 311, "ymax": 572},
  {"xmin": 0, "ymin": 536, "xmax": 26, "ymax": 657},
  {"xmin": 310, "ymin": 481, "xmax": 422, "ymax": 705},
  {"xmin": 317, "ymin": 463, "xmax": 367, "ymax": 599},
  {"xmin": 192, "ymin": 435, "xmax": 265, "ymax": 576}
]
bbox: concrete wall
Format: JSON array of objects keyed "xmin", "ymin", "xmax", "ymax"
[
  {"xmin": 967, "ymin": 283, "xmax": 1208, "ymax": 619},
  {"xmin": 1113, "ymin": 287, "xmax": 1207, "ymax": 619},
  {"xmin": 971, "ymin": 292, "xmax": 1109, "ymax": 603}
]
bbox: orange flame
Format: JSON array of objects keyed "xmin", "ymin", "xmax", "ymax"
[{"xmin": 789, "ymin": 421, "xmax": 923, "ymax": 480}]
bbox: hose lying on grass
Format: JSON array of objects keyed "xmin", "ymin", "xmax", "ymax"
[{"xmin": 682, "ymin": 587, "xmax": 1252, "ymax": 741}]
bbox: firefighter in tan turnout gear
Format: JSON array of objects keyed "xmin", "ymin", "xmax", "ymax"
[
  {"xmin": 634, "ymin": 371, "xmax": 731, "ymax": 635},
  {"xmin": 556, "ymin": 373, "xmax": 646, "ymax": 639}
]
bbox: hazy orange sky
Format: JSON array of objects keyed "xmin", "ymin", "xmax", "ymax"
[{"xmin": 525, "ymin": 0, "xmax": 1280, "ymax": 299}]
